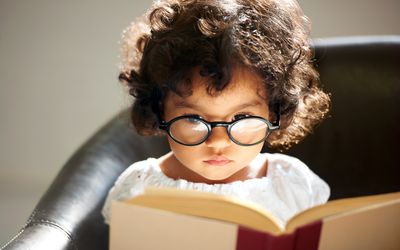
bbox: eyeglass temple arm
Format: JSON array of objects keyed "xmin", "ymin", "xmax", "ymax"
[
  {"xmin": 156, "ymin": 108, "xmax": 168, "ymax": 130},
  {"xmin": 158, "ymin": 121, "xmax": 168, "ymax": 130},
  {"xmin": 270, "ymin": 105, "xmax": 281, "ymax": 130}
]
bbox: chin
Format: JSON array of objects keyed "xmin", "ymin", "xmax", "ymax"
[{"xmin": 199, "ymin": 172, "xmax": 235, "ymax": 183}]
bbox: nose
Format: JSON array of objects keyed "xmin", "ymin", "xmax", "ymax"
[{"xmin": 204, "ymin": 127, "xmax": 232, "ymax": 148}]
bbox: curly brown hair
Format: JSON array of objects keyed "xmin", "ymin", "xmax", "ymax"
[{"xmin": 118, "ymin": 0, "xmax": 330, "ymax": 150}]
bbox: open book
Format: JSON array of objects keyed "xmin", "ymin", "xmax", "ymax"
[{"xmin": 110, "ymin": 187, "xmax": 400, "ymax": 250}]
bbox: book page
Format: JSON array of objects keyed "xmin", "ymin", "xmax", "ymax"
[
  {"xmin": 286, "ymin": 191, "xmax": 400, "ymax": 232},
  {"xmin": 110, "ymin": 201, "xmax": 238, "ymax": 250},
  {"xmin": 124, "ymin": 187, "xmax": 284, "ymax": 235},
  {"xmin": 319, "ymin": 199, "xmax": 400, "ymax": 249}
]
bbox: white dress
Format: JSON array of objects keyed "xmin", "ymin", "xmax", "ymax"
[{"xmin": 102, "ymin": 153, "xmax": 330, "ymax": 228}]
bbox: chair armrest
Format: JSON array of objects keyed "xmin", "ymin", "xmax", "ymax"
[{"xmin": 2, "ymin": 110, "xmax": 168, "ymax": 250}]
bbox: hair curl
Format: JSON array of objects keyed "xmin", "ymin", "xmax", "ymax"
[{"xmin": 118, "ymin": 0, "xmax": 330, "ymax": 150}]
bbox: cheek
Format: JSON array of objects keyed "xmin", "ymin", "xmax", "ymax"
[
  {"xmin": 167, "ymin": 138, "xmax": 203, "ymax": 162},
  {"xmin": 234, "ymin": 144, "xmax": 264, "ymax": 162},
  {"xmin": 168, "ymin": 136, "xmax": 264, "ymax": 166}
]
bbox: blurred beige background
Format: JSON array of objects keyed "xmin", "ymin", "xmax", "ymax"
[{"xmin": 1, "ymin": 0, "xmax": 399, "ymax": 245}]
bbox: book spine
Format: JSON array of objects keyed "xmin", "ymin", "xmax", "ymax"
[
  {"xmin": 236, "ymin": 226, "xmax": 295, "ymax": 250},
  {"xmin": 236, "ymin": 221, "xmax": 322, "ymax": 250},
  {"xmin": 293, "ymin": 220, "xmax": 322, "ymax": 250}
]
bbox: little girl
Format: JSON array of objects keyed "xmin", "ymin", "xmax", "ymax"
[{"xmin": 102, "ymin": 0, "xmax": 331, "ymax": 228}]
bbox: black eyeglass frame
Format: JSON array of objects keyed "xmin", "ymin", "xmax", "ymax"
[{"xmin": 158, "ymin": 114, "xmax": 280, "ymax": 146}]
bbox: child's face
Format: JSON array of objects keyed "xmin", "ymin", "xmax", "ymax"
[{"xmin": 163, "ymin": 65, "xmax": 270, "ymax": 183}]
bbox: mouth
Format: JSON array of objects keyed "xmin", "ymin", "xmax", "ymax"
[{"xmin": 203, "ymin": 155, "xmax": 233, "ymax": 166}]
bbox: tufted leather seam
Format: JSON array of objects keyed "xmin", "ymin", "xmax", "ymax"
[
  {"xmin": 26, "ymin": 219, "xmax": 79, "ymax": 250},
  {"xmin": 1, "ymin": 208, "xmax": 79, "ymax": 250},
  {"xmin": 0, "ymin": 209, "xmax": 39, "ymax": 250},
  {"xmin": 0, "ymin": 227, "xmax": 25, "ymax": 250}
]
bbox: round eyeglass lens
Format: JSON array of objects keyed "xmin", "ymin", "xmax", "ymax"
[
  {"xmin": 230, "ymin": 118, "xmax": 269, "ymax": 145},
  {"xmin": 169, "ymin": 117, "xmax": 209, "ymax": 145}
]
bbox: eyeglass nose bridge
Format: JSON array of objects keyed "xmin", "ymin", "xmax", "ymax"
[
  {"xmin": 207, "ymin": 122, "xmax": 233, "ymax": 137},
  {"xmin": 204, "ymin": 122, "xmax": 233, "ymax": 144},
  {"xmin": 208, "ymin": 121, "xmax": 231, "ymax": 129}
]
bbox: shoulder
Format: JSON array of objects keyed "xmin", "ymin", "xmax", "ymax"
[
  {"xmin": 265, "ymin": 153, "xmax": 331, "ymax": 206},
  {"xmin": 107, "ymin": 158, "xmax": 160, "ymax": 199},
  {"xmin": 114, "ymin": 159, "xmax": 154, "ymax": 185},
  {"xmin": 266, "ymin": 153, "xmax": 318, "ymax": 179},
  {"xmin": 101, "ymin": 158, "xmax": 157, "ymax": 224}
]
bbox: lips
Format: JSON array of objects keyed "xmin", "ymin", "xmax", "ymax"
[{"xmin": 204, "ymin": 155, "xmax": 233, "ymax": 166}]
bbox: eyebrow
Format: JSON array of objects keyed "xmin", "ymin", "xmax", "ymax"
[{"xmin": 173, "ymin": 100, "xmax": 263, "ymax": 111}]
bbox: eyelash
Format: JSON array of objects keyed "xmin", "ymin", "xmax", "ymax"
[
  {"xmin": 233, "ymin": 113, "xmax": 252, "ymax": 120},
  {"xmin": 182, "ymin": 112, "xmax": 253, "ymax": 121},
  {"xmin": 182, "ymin": 113, "xmax": 201, "ymax": 118}
]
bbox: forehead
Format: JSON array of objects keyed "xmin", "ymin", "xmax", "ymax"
[
  {"xmin": 164, "ymin": 65, "xmax": 268, "ymax": 116},
  {"xmin": 197, "ymin": 65, "xmax": 265, "ymax": 96}
]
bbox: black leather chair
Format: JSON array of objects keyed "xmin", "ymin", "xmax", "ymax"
[{"xmin": 2, "ymin": 36, "xmax": 400, "ymax": 250}]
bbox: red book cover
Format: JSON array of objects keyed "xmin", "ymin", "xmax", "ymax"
[{"xmin": 236, "ymin": 220, "xmax": 322, "ymax": 250}]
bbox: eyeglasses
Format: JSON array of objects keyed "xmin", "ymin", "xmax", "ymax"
[{"xmin": 159, "ymin": 114, "xmax": 280, "ymax": 146}]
